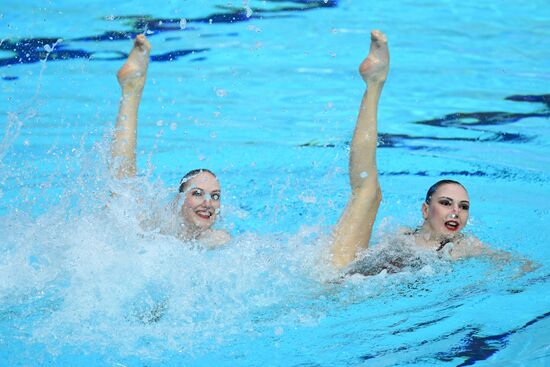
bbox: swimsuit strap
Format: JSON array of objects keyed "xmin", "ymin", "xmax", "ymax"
[
  {"xmin": 404, "ymin": 227, "xmax": 421, "ymax": 236},
  {"xmin": 410, "ymin": 227, "xmax": 454, "ymax": 252},
  {"xmin": 436, "ymin": 238, "xmax": 451, "ymax": 252}
]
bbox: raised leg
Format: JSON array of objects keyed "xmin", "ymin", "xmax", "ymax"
[
  {"xmin": 110, "ymin": 34, "xmax": 151, "ymax": 179},
  {"xmin": 331, "ymin": 30, "xmax": 389, "ymax": 269}
]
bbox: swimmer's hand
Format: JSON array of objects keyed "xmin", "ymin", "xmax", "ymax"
[
  {"xmin": 512, "ymin": 259, "xmax": 541, "ymax": 279},
  {"xmin": 521, "ymin": 260, "xmax": 539, "ymax": 273}
]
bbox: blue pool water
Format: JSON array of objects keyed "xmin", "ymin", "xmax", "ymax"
[{"xmin": 1, "ymin": 1, "xmax": 549, "ymax": 366}]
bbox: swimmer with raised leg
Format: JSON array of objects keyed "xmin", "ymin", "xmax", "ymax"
[
  {"xmin": 110, "ymin": 35, "xmax": 230, "ymax": 246},
  {"xmin": 330, "ymin": 31, "xmax": 535, "ymax": 274}
]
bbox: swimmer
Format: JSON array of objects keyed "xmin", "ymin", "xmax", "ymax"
[
  {"xmin": 110, "ymin": 34, "xmax": 230, "ymax": 246},
  {"xmin": 330, "ymin": 31, "xmax": 534, "ymax": 273}
]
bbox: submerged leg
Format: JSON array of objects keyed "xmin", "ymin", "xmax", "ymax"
[
  {"xmin": 331, "ymin": 30, "xmax": 389, "ymax": 269},
  {"xmin": 111, "ymin": 34, "xmax": 151, "ymax": 179}
]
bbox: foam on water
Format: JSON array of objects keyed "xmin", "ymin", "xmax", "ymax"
[
  {"xmin": 0, "ymin": 151, "xmax": 335, "ymax": 359},
  {"xmin": 0, "ymin": 182, "xmax": 542, "ymax": 366},
  {"xmin": 0, "ymin": 140, "xmax": 489, "ymax": 362}
]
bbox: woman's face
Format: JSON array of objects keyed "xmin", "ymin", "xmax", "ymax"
[
  {"xmin": 180, "ymin": 172, "xmax": 221, "ymax": 232},
  {"xmin": 421, "ymin": 183, "xmax": 470, "ymax": 237}
]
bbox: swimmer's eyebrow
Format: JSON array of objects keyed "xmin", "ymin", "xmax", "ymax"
[
  {"xmin": 190, "ymin": 187, "xmax": 221, "ymax": 193},
  {"xmin": 437, "ymin": 196, "xmax": 469, "ymax": 204}
]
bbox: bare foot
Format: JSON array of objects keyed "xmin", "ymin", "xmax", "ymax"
[
  {"xmin": 359, "ymin": 30, "xmax": 389, "ymax": 84},
  {"xmin": 117, "ymin": 34, "xmax": 151, "ymax": 92}
]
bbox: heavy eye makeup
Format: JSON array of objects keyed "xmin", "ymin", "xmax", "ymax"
[
  {"xmin": 437, "ymin": 197, "xmax": 470, "ymax": 211},
  {"xmin": 438, "ymin": 198, "xmax": 452, "ymax": 206}
]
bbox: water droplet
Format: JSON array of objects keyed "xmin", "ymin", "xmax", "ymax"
[
  {"xmin": 298, "ymin": 194, "xmax": 317, "ymax": 204},
  {"xmin": 215, "ymin": 88, "xmax": 227, "ymax": 97},
  {"xmin": 179, "ymin": 18, "xmax": 187, "ymax": 30},
  {"xmin": 360, "ymin": 171, "xmax": 368, "ymax": 178}
]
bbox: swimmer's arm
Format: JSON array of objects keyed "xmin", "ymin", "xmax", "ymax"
[
  {"xmin": 455, "ymin": 237, "xmax": 539, "ymax": 276},
  {"xmin": 481, "ymin": 246, "xmax": 539, "ymax": 276},
  {"xmin": 331, "ymin": 83, "xmax": 384, "ymax": 269}
]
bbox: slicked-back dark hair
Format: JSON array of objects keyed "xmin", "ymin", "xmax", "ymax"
[
  {"xmin": 178, "ymin": 168, "xmax": 217, "ymax": 193},
  {"xmin": 425, "ymin": 179, "xmax": 466, "ymax": 204}
]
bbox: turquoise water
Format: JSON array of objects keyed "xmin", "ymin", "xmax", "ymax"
[{"xmin": 1, "ymin": 1, "xmax": 549, "ymax": 366}]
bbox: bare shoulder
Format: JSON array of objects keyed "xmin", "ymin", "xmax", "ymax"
[
  {"xmin": 451, "ymin": 235, "xmax": 488, "ymax": 259},
  {"xmin": 202, "ymin": 229, "xmax": 231, "ymax": 249},
  {"xmin": 396, "ymin": 226, "xmax": 415, "ymax": 236}
]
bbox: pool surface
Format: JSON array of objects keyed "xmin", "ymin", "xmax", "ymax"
[{"xmin": 1, "ymin": 1, "xmax": 549, "ymax": 366}]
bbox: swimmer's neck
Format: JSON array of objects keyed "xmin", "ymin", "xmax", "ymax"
[
  {"xmin": 177, "ymin": 223, "xmax": 230, "ymax": 248},
  {"xmin": 413, "ymin": 225, "xmax": 456, "ymax": 251},
  {"xmin": 177, "ymin": 221, "xmax": 206, "ymax": 241}
]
